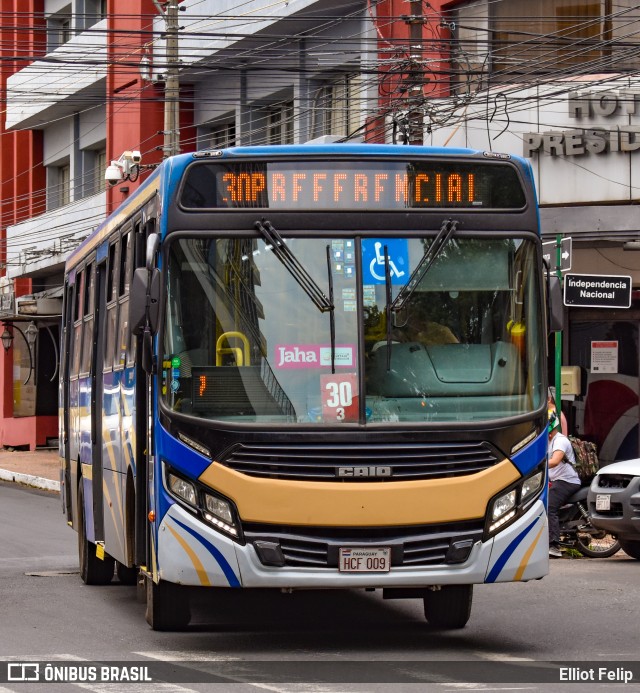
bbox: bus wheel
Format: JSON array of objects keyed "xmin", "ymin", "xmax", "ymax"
[
  {"xmin": 116, "ymin": 561, "xmax": 138, "ymax": 585},
  {"xmin": 145, "ymin": 576, "xmax": 191, "ymax": 631},
  {"xmin": 423, "ymin": 585, "xmax": 473, "ymax": 629},
  {"xmin": 78, "ymin": 481, "xmax": 114, "ymax": 585}
]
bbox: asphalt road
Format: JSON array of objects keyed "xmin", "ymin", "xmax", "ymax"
[{"xmin": 1, "ymin": 480, "xmax": 639, "ymax": 692}]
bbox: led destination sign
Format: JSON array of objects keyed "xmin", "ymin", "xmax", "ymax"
[{"xmin": 181, "ymin": 160, "xmax": 526, "ymax": 211}]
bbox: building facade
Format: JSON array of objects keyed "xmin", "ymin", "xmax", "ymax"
[
  {"xmin": 0, "ymin": 0, "xmax": 436, "ymax": 448},
  {"xmin": 433, "ymin": 0, "xmax": 640, "ymax": 464},
  {"xmin": 0, "ymin": 0, "xmax": 167, "ymax": 448},
  {"xmin": 7, "ymin": 0, "xmax": 636, "ymax": 465}
]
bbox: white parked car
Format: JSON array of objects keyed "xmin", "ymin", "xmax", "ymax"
[{"xmin": 588, "ymin": 459, "xmax": 640, "ymax": 560}]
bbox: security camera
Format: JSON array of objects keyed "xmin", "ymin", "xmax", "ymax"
[
  {"xmin": 105, "ymin": 162, "xmax": 124, "ymax": 185},
  {"xmin": 131, "ymin": 150, "xmax": 142, "ymax": 164}
]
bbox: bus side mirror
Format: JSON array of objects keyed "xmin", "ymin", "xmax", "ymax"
[
  {"xmin": 548, "ymin": 275, "xmax": 563, "ymax": 333},
  {"xmin": 131, "ymin": 267, "xmax": 160, "ymax": 336}
]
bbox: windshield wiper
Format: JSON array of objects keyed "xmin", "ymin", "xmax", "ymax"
[
  {"xmin": 255, "ymin": 220, "xmax": 333, "ymax": 313},
  {"xmin": 389, "ymin": 218, "xmax": 459, "ymax": 314}
]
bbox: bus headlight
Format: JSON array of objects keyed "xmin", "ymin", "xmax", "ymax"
[
  {"xmin": 485, "ymin": 462, "xmax": 546, "ymax": 539},
  {"xmin": 204, "ymin": 492, "xmax": 239, "ymax": 538},
  {"xmin": 163, "ymin": 463, "xmax": 242, "ymax": 542},
  {"xmin": 168, "ymin": 472, "xmax": 197, "ymax": 506},
  {"xmin": 521, "ymin": 471, "xmax": 544, "ymax": 502},
  {"xmin": 488, "ymin": 490, "xmax": 517, "ymax": 534}
]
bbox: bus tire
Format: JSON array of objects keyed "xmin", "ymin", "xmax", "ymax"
[
  {"xmin": 78, "ymin": 481, "xmax": 114, "ymax": 585},
  {"xmin": 423, "ymin": 585, "xmax": 473, "ymax": 629},
  {"xmin": 116, "ymin": 561, "xmax": 138, "ymax": 585},
  {"xmin": 145, "ymin": 576, "xmax": 191, "ymax": 631}
]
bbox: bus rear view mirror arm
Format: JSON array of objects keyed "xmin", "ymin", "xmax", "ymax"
[{"xmin": 146, "ymin": 233, "xmax": 160, "ymax": 270}]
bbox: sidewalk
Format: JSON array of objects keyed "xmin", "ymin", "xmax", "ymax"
[{"xmin": 0, "ymin": 448, "xmax": 60, "ymax": 492}]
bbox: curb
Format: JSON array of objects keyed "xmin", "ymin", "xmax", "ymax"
[{"xmin": 0, "ymin": 468, "xmax": 60, "ymax": 493}]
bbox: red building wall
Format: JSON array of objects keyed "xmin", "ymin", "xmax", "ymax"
[
  {"xmin": 0, "ymin": 0, "xmax": 49, "ymax": 448},
  {"xmin": 0, "ymin": 1, "xmax": 196, "ymax": 448},
  {"xmin": 106, "ymin": 0, "xmax": 194, "ymax": 213},
  {"xmin": 366, "ymin": 0, "xmax": 449, "ymax": 143}
]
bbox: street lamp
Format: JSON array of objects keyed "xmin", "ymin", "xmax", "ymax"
[
  {"xmin": 26, "ymin": 321, "xmax": 38, "ymax": 350},
  {"xmin": 1, "ymin": 321, "xmax": 38, "ymax": 384},
  {"xmin": 1, "ymin": 326, "xmax": 12, "ymax": 352}
]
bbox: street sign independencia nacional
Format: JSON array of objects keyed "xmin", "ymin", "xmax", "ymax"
[{"xmin": 564, "ymin": 273, "xmax": 632, "ymax": 308}]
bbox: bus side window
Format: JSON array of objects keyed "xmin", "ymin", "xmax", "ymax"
[
  {"xmin": 104, "ymin": 242, "xmax": 118, "ymax": 372},
  {"xmin": 127, "ymin": 222, "xmax": 142, "ymax": 365},
  {"xmin": 116, "ymin": 230, "xmax": 132, "ymax": 369},
  {"xmin": 80, "ymin": 263, "xmax": 95, "ymax": 375},
  {"xmin": 71, "ymin": 270, "xmax": 84, "ymax": 378}
]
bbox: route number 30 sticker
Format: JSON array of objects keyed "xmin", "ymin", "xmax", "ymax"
[{"xmin": 320, "ymin": 373, "xmax": 359, "ymax": 422}]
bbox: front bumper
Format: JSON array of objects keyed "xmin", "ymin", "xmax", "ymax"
[
  {"xmin": 588, "ymin": 475, "xmax": 640, "ymax": 541},
  {"xmin": 156, "ymin": 499, "xmax": 548, "ymax": 588}
]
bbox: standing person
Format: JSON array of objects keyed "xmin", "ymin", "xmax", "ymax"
[{"xmin": 547, "ymin": 409, "xmax": 581, "ymax": 558}]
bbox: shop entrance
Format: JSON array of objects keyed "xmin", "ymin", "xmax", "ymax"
[{"xmin": 567, "ymin": 308, "xmax": 640, "ymax": 466}]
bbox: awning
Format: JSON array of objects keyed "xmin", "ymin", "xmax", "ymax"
[{"xmin": 0, "ymin": 285, "xmax": 63, "ymax": 323}]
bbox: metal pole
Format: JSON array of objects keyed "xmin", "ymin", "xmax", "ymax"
[
  {"xmin": 407, "ymin": 1, "xmax": 424, "ymax": 145},
  {"xmin": 555, "ymin": 234, "xmax": 563, "ymax": 418},
  {"xmin": 163, "ymin": 0, "xmax": 180, "ymax": 157}
]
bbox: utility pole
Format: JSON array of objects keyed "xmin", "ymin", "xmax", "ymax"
[
  {"xmin": 403, "ymin": 1, "xmax": 425, "ymax": 145},
  {"xmin": 155, "ymin": 0, "xmax": 181, "ymax": 157}
]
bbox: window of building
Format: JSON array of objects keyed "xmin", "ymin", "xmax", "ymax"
[
  {"xmin": 268, "ymin": 101, "xmax": 294, "ymax": 145},
  {"xmin": 61, "ymin": 18, "xmax": 71, "ymax": 43},
  {"xmin": 47, "ymin": 161, "xmax": 71, "ymax": 210},
  {"xmin": 450, "ymin": 0, "xmax": 640, "ymax": 90},
  {"xmin": 200, "ymin": 121, "xmax": 236, "ymax": 150},
  {"xmin": 46, "ymin": 7, "xmax": 72, "ymax": 51},
  {"xmin": 60, "ymin": 164, "xmax": 70, "ymax": 206},
  {"xmin": 80, "ymin": 147, "xmax": 107, "ymax": 197},
  {"xmin": 94, "ymin": 150, "xmax": 106, "ymax": 194},
  {"xmin": 312, "ymin": 74, "xmax": 363, "ymax": 139}
]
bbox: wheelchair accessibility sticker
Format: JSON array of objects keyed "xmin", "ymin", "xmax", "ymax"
[{"xmin": 362, "ymin": 239, "xmax": 408, "ymax": 285}]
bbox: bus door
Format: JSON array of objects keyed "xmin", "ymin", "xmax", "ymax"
[
  {"xmin": 61, "ymin": 280, "xmax": 74, "ymax": 522},
  {"xmin": 134, "ymin": 222, "xmax": 150, "ymax": 567},
  {"xmin": 90, "ymin": 258, "xmax": 106, "ymax": 545}
]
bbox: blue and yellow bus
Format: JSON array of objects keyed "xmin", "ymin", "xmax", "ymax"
[{"xmin": 60, "ymin": 144, "xmax": 551, "ymax": 630}]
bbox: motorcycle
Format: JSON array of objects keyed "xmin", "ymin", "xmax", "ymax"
[{"xmin": 558, "ymin": 485, "xmax": 621, "ymax": 558}]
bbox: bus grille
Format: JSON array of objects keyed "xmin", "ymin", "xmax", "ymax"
[
  {"xmin": 218, "ymin": 441, "xmax": 499, "ymax": 481},
  {"xmin": 244, "ymin": 521, "xmax": 484, "ymax": 569}
]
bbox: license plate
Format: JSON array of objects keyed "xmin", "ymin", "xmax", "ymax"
[
  {"xmin": 596, "ymin": 494, "xmax": 611, "ymax": 511},
  {"xmin": 339, "ymin": 547, "xmax": 391, "ymax": 572}
]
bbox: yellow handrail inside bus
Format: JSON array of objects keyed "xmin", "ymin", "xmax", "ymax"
[{"xmin": 216, "ymin": 331, "xmax": 250, "ymax": 366}]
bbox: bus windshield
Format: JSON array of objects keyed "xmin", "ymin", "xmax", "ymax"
[{"xmin": 162, "ymin": 234, "xmax": 543, "ymax": 424}]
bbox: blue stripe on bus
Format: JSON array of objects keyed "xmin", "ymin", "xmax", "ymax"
[
  {"xmin": 510, "ymin": 429, "xmax": 547, "ymax": 476},
  {"xmin": 485, "ymin": 512, "xmax": 544, "ymax": 584},
  {"xmin": 170, "ymin": 516, "xmax": 241, "ymax": 588},
  {"xmin": 156, "ymin": 425, "xmax": 213, "ymax": 480}
]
